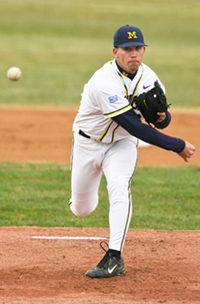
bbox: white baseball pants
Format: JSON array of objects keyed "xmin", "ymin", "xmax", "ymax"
[{"xmin": 70, "ymin": 130, "xmax": 138, "ymax": 252}]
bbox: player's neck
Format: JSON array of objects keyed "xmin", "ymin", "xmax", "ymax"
[{"xmin": 115, "ymin": 60, "xmax": 138, "ymax": 80}]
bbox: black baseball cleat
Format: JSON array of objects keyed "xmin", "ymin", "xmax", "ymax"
[{"xmin": 85, "ymin": 242, "xmax": 125, "ymax": 278}]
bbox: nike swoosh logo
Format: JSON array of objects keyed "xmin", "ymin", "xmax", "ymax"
[
  {"xmin": 108, "ymin": 264, "xmax": 117, "ymax": 274},
  {"xmin": 143, "ymin": 85, "xmax": 151, "ymax": 89}
]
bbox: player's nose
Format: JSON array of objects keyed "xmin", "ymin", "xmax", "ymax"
[{"xmin": 130, "ymin": 50, "xmax": 137, "ymax": 57}]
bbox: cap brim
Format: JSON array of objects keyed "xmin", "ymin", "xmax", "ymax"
[{"xmin": 115, "ymin": 42, "xmax": 148, "ymax": 47}]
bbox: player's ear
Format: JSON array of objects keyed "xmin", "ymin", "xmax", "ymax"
[{"xmin": 113, "ymin": 47, "xmax": 118, "ymax": 57}]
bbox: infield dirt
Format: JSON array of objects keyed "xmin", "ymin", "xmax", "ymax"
[{"xmin": 0, "ymin": 107, "xmax": 199, "ymax": 165}]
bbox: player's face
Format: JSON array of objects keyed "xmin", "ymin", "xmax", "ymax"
[{"xmin": 113, "ymin": 46, "xmax": 145, "ymax": 74}]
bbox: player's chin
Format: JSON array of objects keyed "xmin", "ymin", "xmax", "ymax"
[{"xmin": 128, "ymin": 62, "xmax": 140, "ymax": 72}]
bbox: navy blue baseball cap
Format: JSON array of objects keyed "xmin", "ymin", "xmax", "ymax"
[{"xmin": 113, "ymin": 25, "xmax": 148, "ymax": 48}]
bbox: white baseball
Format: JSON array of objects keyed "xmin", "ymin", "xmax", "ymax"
[{"xmin": 7, "ymin": 67, "xmax": 22, "ymax": 81}]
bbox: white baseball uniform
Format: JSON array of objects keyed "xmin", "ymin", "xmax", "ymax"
[{"xmin": 69, "ymin": 59, "xmax": 178, "ymax": 252}]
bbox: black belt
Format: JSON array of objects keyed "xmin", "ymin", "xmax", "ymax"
[{"xmin": 79, "ymin": 129, "xmax": 90, "ymax": 139}]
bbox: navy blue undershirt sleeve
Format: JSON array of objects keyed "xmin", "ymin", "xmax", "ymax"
[{"xmin": 112, "ymin": 109, "xmax": 185, "ymax": 153}]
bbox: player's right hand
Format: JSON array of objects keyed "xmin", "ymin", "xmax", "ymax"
[{"xmin": 178, "ymin": 141, "xmax": 196, "ymax": 162}]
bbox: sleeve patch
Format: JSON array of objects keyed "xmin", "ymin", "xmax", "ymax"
[{"xmin": 108, "ymin": 95, "xmax": 118, "ymax": 103}]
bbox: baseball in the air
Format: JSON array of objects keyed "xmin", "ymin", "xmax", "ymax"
[{"xmin": 7, "ymin": 67, "xmax": 22, "ymax": 81}]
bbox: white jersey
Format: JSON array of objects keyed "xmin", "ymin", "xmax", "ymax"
[{"xmin": 73, "ymin": 59, "xmax": 165, "ymax": 144}]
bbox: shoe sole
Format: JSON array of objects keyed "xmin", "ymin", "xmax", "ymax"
[{"xmin": 85, "ymin": 268, "xmax": 125, "ymax": 278}]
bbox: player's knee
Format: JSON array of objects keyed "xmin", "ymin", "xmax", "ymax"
[
  {"xmin": 69, "ymin": 196, "xmax": 98, "ymax": 217},
  {"xmin": 72, "ymin": 209, "xmax": 88, "ymax": 217},
  {"xmin": 69, "ymin": 204, "xmax": 89, "ymax": 217},
  {"xmin": 107, "ymin": 177, "xmax": 128, "ymax": 189},
  {"xmin": 107, "ymin": 179, "xmax": 130, "ymax": 202}
]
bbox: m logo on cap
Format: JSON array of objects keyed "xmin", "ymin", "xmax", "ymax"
[{"xmin": 127, "ymin": 31, "xmax": 138, "ymax": 39}]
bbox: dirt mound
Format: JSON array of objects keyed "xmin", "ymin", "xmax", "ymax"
[{"xmin": 0, "ymin": 227, "xmax": 199, "ymax": 304}]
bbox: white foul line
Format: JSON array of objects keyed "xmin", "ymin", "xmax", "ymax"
[{"xmin": 30, "ymin": 236, "xmax": 108, "ymax": 240}]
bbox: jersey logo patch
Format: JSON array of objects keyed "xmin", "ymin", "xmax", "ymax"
[{"xmin": 108, "ymin": 95, "xmax": 118, "ymax": 103}]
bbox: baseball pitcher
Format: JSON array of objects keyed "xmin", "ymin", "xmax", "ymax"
[{"xmin": 69, "ymin": 25, "xmax": 196, "ymax": 278}]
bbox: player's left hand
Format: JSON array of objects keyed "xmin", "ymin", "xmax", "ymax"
[
  {"xmin": 133, "ymin": 81, "xmax": 170, "ymax": 127},
  {"xmin": 156, "ymin": 112, "xmax": 167, "ymax": 123}
]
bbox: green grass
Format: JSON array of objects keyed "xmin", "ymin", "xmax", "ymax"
[
  {"xmin": 0, "ymin": 162, "xmax": 199, "ymax": 230},
  {"xmin": 0, "ymin": 0, "xmax": 199, "ymax": 107}
]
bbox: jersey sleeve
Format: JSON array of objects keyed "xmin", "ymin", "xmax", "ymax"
[
  {"xmin": 112, "ymin": 109, "xmax": 185, "ymax": 153},
  {"xmin": 90, "ymin": 71, "xmax": 132, "ymax": 117}
]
